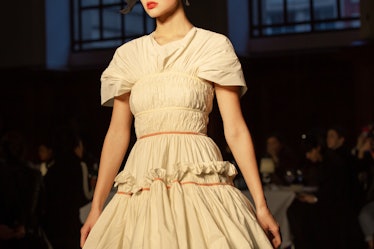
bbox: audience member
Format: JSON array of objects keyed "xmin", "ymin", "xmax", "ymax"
[
  {"xmin": 0, "ymin": 130, "xmax": 48, "ymax": 249},
  {"xmin": 353, "ymin": 124, "xmax": 374, "ymax": 249},
  {"xmin": 74, "ymin": 138, "xmax": 96, "ymax": 201},
  {"xmin": 326, "ymin": 125, "xmax": 361, "ymax": 208},
  {"xmin": 42, "ymin": 126, "xmax": 90, "ymax": 249},
  {"xmin": 37, "ymin": 141, "xmax": 55, "ymax": 177},
  {"xmin": 326, "ymin": 125, "xmax": 350, "ymax": 156},
  {"xmin": 359, "ymin": 200, "xmax": 374, "ymax": 249},
  {"xmin": 287, "ymin": 132, "xmax": 364, "ymax": 249},
  {"xmin": 263, "ymin": 132, "xmax": 300, "ymax": 185},
  {"xmin": 352, "ymin": 124, "xmax": 374, "ymax": 204}
]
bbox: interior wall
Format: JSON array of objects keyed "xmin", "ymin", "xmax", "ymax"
[{"xmin": 0, "ymin": 0, "xmax": 46, "ymax": 68}]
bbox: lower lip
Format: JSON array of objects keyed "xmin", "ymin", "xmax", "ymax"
[{"xmin": 147, "ymin": 2, "xmax": 158, "ymax": 9}]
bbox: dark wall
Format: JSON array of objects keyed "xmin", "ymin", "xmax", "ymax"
[
  {"xmin": 0, "ymin": 68, "xmax": 109, "ymax": 161},
  {"xmin": 185, "ymin": 0, "xmax": 228, "ymax": 35},
  {"xmin": 0, "ymin": 0, "xmax": 46, "ymax": 68},
  {"xmin": 247, "ymin": 45, "xmax": 374, "ymax": 155}
]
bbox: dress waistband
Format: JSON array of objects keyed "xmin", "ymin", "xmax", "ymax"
[{"xmin": 138, "ymin": 131, "xmax": 207, "ymax": 139}]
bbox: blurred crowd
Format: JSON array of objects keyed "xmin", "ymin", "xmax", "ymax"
[
  {"xmin": 261, "ymin": 123, "xmax": 374, "ymax": 249},
  {"xmin": 0, "ymin": 126, "xmax": 98, "ymax": 249},
  {"xmin": 224, "ymin": 122, "xmax": 374, "ymax": 249},
  {"xmin": 1, "ymin": 121, "xmax": 373, "ymax": 249}
]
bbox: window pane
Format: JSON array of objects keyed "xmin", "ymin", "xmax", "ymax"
[
  {"xmin": 124, "ymin": 5, "xmax": 146, "ymax": 36},
  {"xmin": 82, "ymin": 40, "xmax": 123, "ymax": 50},
  {"xmin": 263, "ymin": 0, "xmax": 284, "ymax": 25},
  {"xmin": 72, "ymin": 0, "xmax": 154, "ymax": 51},
  {"xmin": 314, "ymin": 19, "xmax": 360, "ymax": 31},
  {"xmin": 103, "ymin": 7, "xmax": 122, "ymax": 39},
  {"xmin": 73, "ymin": 0, "xmax": 80, "ymax": 41},
  {"xmin": 287, "ymin": 0, "xmax": 311, "ymax": 22},
  {"xmin": 146, "ymin": 18, "xmax": 155, "ymax": 33},
  {"xmin": 103, "ymin": 0, "xmax": 121, "ymax": 4},
  {"xmin": 251, "ymin": 0, "xmax": 259, "ymax": 26},
  {"xmin": 249, "ymin": 0, "xmax": 360, "ymax": 38},
  {"xmin": 81, "ymin": 9, "xmax": 100, "ymax": 40},
  {"xmin": 313, "ymin": 0, "xmax": 337, "ymax": 20},
  {"xmin": 81, "ymin": 0, "xmax": 99, "ymax": 7},
  {"xmin": 340, "ymin": 0, "xmax": 360, "ymax": 18}
]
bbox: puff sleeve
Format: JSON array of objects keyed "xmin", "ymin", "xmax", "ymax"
[
  {"xmin": 100, "ymin": 45, "xmax": 137, "ymax": 107},
  {"xmin": 197, "ymin": 35, "xmax": 247, "ymax": 97}
]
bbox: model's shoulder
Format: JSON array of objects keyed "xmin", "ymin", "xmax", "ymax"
[
  {"xmin": 116, "ymin": 34, "xmax": 150, "ymax": 52},
  {"xmin": 194, "ymin": 28, "xmax": 233, "ymax": 50},
  {"xmin": 195, "ymin": 27, "xmax": 230, "ymax": 42}
]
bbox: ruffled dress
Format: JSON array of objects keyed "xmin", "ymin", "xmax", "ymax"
[{"xmin": 83, "ymin": 27, "xmax": 273, "ymax": 249}]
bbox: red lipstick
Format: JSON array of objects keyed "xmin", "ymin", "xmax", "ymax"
[{"xmin": 147, "ymin": 1, "xmax": 158, "ymax": 9}]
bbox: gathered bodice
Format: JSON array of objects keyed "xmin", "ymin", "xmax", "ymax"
[{"xmin": 130, "ymin": 71, "xmax": 214, "ymax": 138}]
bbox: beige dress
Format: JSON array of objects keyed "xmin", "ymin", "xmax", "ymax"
[{"xmin": 83, "ymin": 27, "xmax": 273, "ymax": 249}]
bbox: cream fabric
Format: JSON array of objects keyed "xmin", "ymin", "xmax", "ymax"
[{"xmin": 84, "ymin": 27, "xmax": 272, "ymax": 249}]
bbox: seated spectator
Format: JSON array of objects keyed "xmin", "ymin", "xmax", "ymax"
[
  {"xmin": 352, "ymin": 124, "xmax": 374, "ymax": 205},
  {"xmin": 42, "ymin": 126, "xmax": 90, "ymax": 249},
  {"xmin": 37, "ymin": 140, "xmax": 55, "ymax": 177},
  {"xmin": 354, "ymin": 125, "xmax": 374, "ymax": 248},
  {"xmin": 0, "ymin": 130, "xmax": 48, "ymax": 249},
  {"xmin": 326, "ymin": 125, "xmax": 350, "ymax": 157},
  {"xmin": 287, "ymin": 132, "xmax": 364, "ymax": 249},
  {"xmin": 359, "ymin": 201, "xmax": 374, "ymax": 249},
  {"xmin": 326, "ymin": 125, "xmax": 361, "ymax": 207},
  {"xmin": 74, "ymin": 138, "xmax": 96, "ymax": 201},
  {"xmin": 263, "ymin": 132, "xmax": 301, "ymax": 185}
]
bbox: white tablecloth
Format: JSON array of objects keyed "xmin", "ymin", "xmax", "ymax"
[{"xmin": 242, "ymin": 187, "xmax": 296, "ymax": 249}]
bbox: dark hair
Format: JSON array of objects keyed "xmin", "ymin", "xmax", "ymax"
[
  {"xmin": 367, "ymin": 126, "xmax": 374, "ymax": 139},
  {"xmin": 266, "ymin": 131, "xmax": 286, "ymax": 144},
  {"xmin": 300, "ymin": 133, "xmax": 324, "ymax": 154},
  {"xmin": 52, "ymin": 126, "xmax": 81, "ymax": 158},
  {"xmin": 327, "ymin": 125, "xmax": 347, "ymax": 139},
  {"xmin": 0, "ymin": 130, "xmax": 27, "ymax": 161}
]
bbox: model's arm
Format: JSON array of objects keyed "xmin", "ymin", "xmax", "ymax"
[
  {"xmin": 80, "ymin": 93, "xmax": 133, "ymax": 247},
  {"xmin": 214, "ymin": 84, "xmax": 281, "ymax": 248}
]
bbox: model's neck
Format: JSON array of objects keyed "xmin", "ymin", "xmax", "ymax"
[{"xmin": 154, "ymin": 7, "xmax": 193, "ymax": 38}]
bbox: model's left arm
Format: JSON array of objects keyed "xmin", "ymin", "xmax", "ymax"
[{"xmin": 214, "ymin": 84, "xmax": 281, "ymax": 249}]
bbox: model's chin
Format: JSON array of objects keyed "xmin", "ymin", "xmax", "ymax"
[{"xmin": 143, "ymin": 9, "xmax": 158, "ymax": 18}]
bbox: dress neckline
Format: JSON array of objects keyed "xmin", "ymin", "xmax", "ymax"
[{"xmin": 149, "ymin": 26, "xmax": 197, "ymax": 48}]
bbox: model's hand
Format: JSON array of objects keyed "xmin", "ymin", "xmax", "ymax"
[
  {"xmin": 80, "ymin": 208, "xmax": 101, "ymax": 248},
  {"xmin": 13, "ymin": 225, "xmax": 26, "ymax": 239},
  {"xmin": 0, "ymin": 224, "xmax": 17, "ymax": 240},
  {"xmin": 297, "ymin": 193, "xmax": 318, "ymax": 204},
  {"xmin": 256, "ymin": 207, "xmax": 281, "ymax": 249}
]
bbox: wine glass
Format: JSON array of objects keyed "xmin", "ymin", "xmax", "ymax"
[{"xmin": 284, "ymin": 169, "xmax": 295, "ymax": 185}]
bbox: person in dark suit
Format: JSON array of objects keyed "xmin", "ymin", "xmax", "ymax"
[
  {"xmin": 0, "ymin": 130, "xmax": 47, "ymax": 249},
  {"xmin": 354, "ymin": 125, "xmax": 374, "ymax": 249},
  {"xmin": 264, "ymin": 133, "xmax": 301, "ymax": 185},
  {"xmin": 42, "ymin": 126, "xmax": 88, "ymax": 249},
  {"xmin": 288, "ymin": 132, "xmax": 364, "ymax": 249}
]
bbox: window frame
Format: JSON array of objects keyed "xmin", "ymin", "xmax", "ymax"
[
  {"xmin": 70, "ymin": 0, "xmax": 155, "ymax": 52},
  {"xmin": 248, "ymin": 0, "xmax": 360, "ymax": 38}
]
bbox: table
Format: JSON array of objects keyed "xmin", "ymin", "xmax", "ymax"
[{"xmin": 242, "ymin": 187, "xmax": 296, "ymax": 249}]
